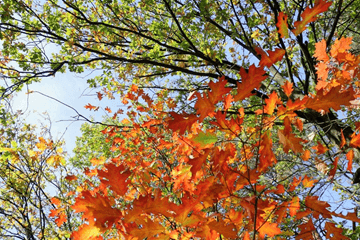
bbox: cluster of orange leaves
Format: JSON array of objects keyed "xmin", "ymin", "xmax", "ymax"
[{"xmin": 50, "ymin": 1, "xmax": 360, "ymax": 239}]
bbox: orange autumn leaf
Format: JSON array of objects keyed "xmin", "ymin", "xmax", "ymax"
[
  {"xmin": 104, "ymin": 107, "xmax": 112, "ymax": 113},
  {"xmin": 97, "ymin": 163, "xmax": 131, "ymax": 197},
  {"xmin": 305, "ymin": 196, "xmax": 332, "ymax": 219},
  {"xmin": 263, "ymin": 91, "xmax": 281, "ymax": 115},
  {"xmin": 234, "ymin": 65, "xmax": 267, "ymax": 101},
  {"xmin": 276, "ymin": 12, "xmax": 289, "ymax": 38},
  {"xmin": 330, "ymin": 37, "xmax": 353, "ymax": 59},
  {"xmin": 305, "ymin": 85, "xmax": 355, "ymax": 112},
  {"xmin": 194, "ymin": 91, "xmax": 216, "ymax": 121},
  {"xmin": 292, "ymin": 0, "xmax": 332, "ymax": 36},
  {"xmin": 97, "ymin": 92, "xmax": 103, "ymax": 100},
  {"xmin": 49, "ymin": 209, "xmax": 67, "ymax": 227},
  {"xmin": 65, "ymin": 174, "xmax": 78, "ymax": 181},
  {"xmin": 314, "ymin": 39, "xmax": 329, "ymax": 62},
  {"xmin": 302, "ymin": 175, "xmax": 318, "ymax": 188},
  {"xmin": 207, "ymin": 76, "xmax": 231, "ymax": 104},
  {"xmin": 289, "ymin": 196, "xmax": 300, "ymax": 217},
  {"xmin": 282, "ymin": 81, "xmax": 293, "ymax": 97},
  {"xmin": 278, "ymin": 130, "xmax": 305, "ymax": 154},
  {"xmin": 84, "ymin": 103, "xmax": 99, "ymax": 111},
  {"xmin": 72, "ymin": 191, "xmax": 123, "ymax": 232},
  {"xmin": 257, "ymin": 221, "xmax": 282, "ymax": 238},
  {"xmin": 71, "ymin": 224, "xmax": 102, "ymax": 240},
  {"xmin": 207, "ymin": 219, "xmax": 237, "ymax": 239},
  {"xmin": 346, "ymin": 149, "xmax": 354, "ymax": 172},
  {"xmin": 167, "ymin": 112, "xmax": 199, "ymax": 135},
  {"xmin": 312, "ymin": 141, "xmax": 329, "ymax": 154},
  {"xmin": 255, "ymin": 47, "xmax": 286, "ymax": 68}
]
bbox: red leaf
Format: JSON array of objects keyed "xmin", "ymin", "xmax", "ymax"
[
  {"xmin": 282, "ymin": 81, "xmax": 293, "ymax": 97},
  {"xmin": 98, "ymin": 163, "xmax": 131, "ymax": 197},
  {"xmin": 289, "ymin": 196, "xmax": 300, "ymax": 217},
  {"xmin": 278, "ymin": 130, "xmax": 305, "ymax": 154},
  {"xmin": 305, "ymin": 196, "xmax": 332, "ymax": 219},
  {"xmin": 264, "ymin": 91, "xmax": 281, "ymax": 115},
  {"xmin": 276, "ymin": 12, "xmax": 289, "ymax": 38},
  {"xmin": 329, "ymin": 157, "xmax": 339, "ymax": 180},
  {"xmin": 255, "ymin": 47, "xmax": 285, "ymax": 68},
  {"xmin": 347, "ymin": 149, "xmax": 354, "ymax": 172},
  {"xmin": 105, "ymin": 107, "xmax": 112, "ymax": 113},
  {"xmin": 65, "ymin": 175, "xmax": 78, "ymax": 181},
  {"xmin": 208, "ymin": 76, "xmax": 231, "ymax": 104},
  {"xmin": 167, "ymin": 112, "xmax": 199, "ymax": 135},
  {"xmin": 72, "ymin": 191, "xmax": 122, "ymax": 231},
  {"xmin": 84, "ymin": 103, "xmax": 99, "ymax": 111},
  {"xmin": 234, "ymin": 65, "xmax": 267, "ymax": 101},
  {"xmin": 325, "ymin": 222, "xmax": 349, "ymax": 240},
  {"xmin": 312, "ymin": 141, "xmax": 328, "ymax": 154},
  {"xmin": 292, "ymin": 0, "xmax": 332, "ymax": 36},
  {"xmin": 305, "ymin": 85, "xmax": 355, "ymax": 112},
  {"xmin": 97, "ymin": 92, "xmax": 103, "ymax": 101},
  {"xmin": 194, "ymin": 92, "xmax": 216, "ymax": 121}
]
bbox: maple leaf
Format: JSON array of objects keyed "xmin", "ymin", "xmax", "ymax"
[
  {"xmin": 255, "ymin": 47, "xmax": 285, "ymax": 68},
  {"xmin": 65, "ymin": 174, "xmax": 78, "ymax": 181},
  {"xmin": 276, "ymin": 12, "xmax": 289, "ymax": 38},
  {"xmin": 258, "ymin": 132, "xmax": 277, "ymax": 171},
  {"xmin": 104, "ymin": 106, "xmax": 111, "ymax": 113},
  {"xmin": 292, "ymin": 0, "xmax": 332, "ymax": 36},
  {"xmin": 188, "ymin": 149, "xmax": 211, "ymax": 178},
  {"xmin": 234, "ymin": 65, "xmax": 267, "ymax": 101},
  {"xmin": 129, "ymin": 218, "xmax": 165, "ymax": 239},
  {"xmin": 305, "ymin": 85, "xmax": 355, "ymax": 112},
  {"xmin": 258, "ymin": 221, "xmax": 282, "ymax": 238},
  {"xmin": 167, "ymin": 112, "xmax": 199, "ymax": 135},
  {"xmin": 314, "ymin": 39, "xmax": 329, "ymax": 62},
  {"xmin": 98, "ymin": 163, "xmax": 131, "ymax": 196},
  {"xmin": 210, "ymin": 111, "xmax": 243, "ymax": 135}
]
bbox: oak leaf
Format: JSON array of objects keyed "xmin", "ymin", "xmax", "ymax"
[
  {"xmin": 97, "ymin": 163, "xmax": 131, "ymax": 196},
  {"xmin": 276, "ymin": 12, "xmax": 289, "ymax": 38},
  {"xmin": 314, "ymin": 39, "xmax": 329, "ymax": 62},
  {"xmin": 255, "ymin": 47, "xmax": 285, "ymax": 68},
  {"xmin": 292, "ymin": 0, "xmax": 332, "ymax": 36},
  {"xmin": 234, "ymin": 65, "xmax": 267, "ymax": 101},
  {"xmin": 167, "ymin": 112, "xmax": 199, "ymax": 135},
  {"xmin": 305, "ymin": 85, "xmax": 355, "ymax": 112}
]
